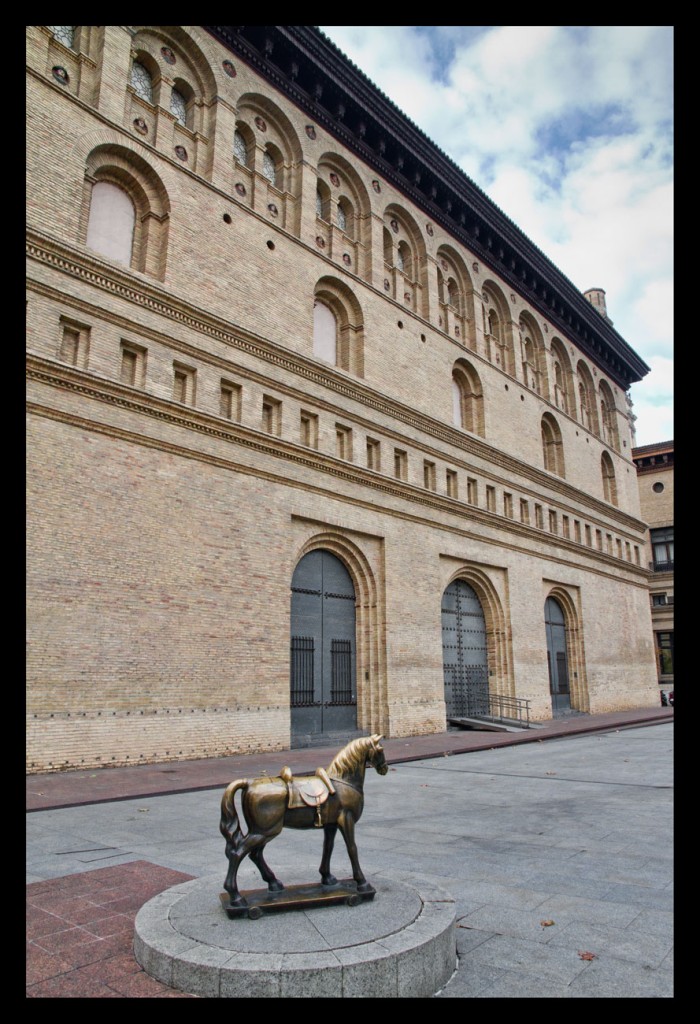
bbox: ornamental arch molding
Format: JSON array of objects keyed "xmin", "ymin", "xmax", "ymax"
[
  {"xmin": 443, "ymin": 564, "xmax": 514, "ymax": 698},
  {"xmin": 544, "ymin": 586, "xmax": 589, "ymax": 713},
  {"xmin": 292, "ymin": 532, "xmax": 386, "ymax": 736}
]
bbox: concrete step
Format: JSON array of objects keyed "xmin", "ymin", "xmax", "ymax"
[{"xmin": 447, "ymin": 716, "xmax": 533, "ymax": 733}]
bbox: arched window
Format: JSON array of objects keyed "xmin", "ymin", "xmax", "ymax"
[
  {"xmin": 233, "ymin": 129, "xmax": 249, "ymax": 166},
  {"xmin": 262, "ymin": 148, "xmax": 278, "ymax": 187},
  {"xmin": 336, "ymin": 197, "xmax": 353, "ymax": 237},
  {"xmin": 313, "ymin": 277, "xmax": 365, "ymax": 376},
  {"xmin": 48, "ymin": 26, "xmax": 75, "ymax": 48},
  {"xmin": 81, "ymin": 145, "xmax": 170, "ymax": 280},
  {"xmin": 553, "ymin": 359, "xmax": 567, "ymax": 412},
  {"xmin": 601, "ymin": 452, "xmax": 618, "ymax": 505},
  {"xmin": 336, "ymin": 202, "xmax": 347, "ymax": 233},
  {"xmin": 599, "ymin": 381, "xmax": 619, "ymax": 451},
  {"xmin": 130, "ymin": 61, "xmax": 154, "ymax": 104},
  {"xmin": 383, "ymin": 227, "xmax": 393, "ymax": 266},
  {"xmin": 170, "ymin": 88, "xmax": 188, "ymax": 126},
  {"xmin": 542, "ymin": 414, "xmax": 565, "ymax": 477},
  {"xmin": 397, "ymin": 240, "xmax": 412, "ymax": 278},
  {"xmin": 577, "ymin": 362, "xmax": 599, "ymax": 435},
  {"xmin": 86, "ymin": 181, "xmax": 136, "ymax": 266},
  {"xmin": 579, "ymin": 383, "xmax": 590, "ymax": 430},
  {"xmin": 452, "ymin": 361, "xmax": 484, "ymax": 437},
  {"xmin": 313, "ymin": 300, "xmax": 337, "ymax": 365}
]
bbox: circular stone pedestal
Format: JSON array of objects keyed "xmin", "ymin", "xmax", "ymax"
[{"xmin": 134, "ymin": 875, "xmax": 456, "ymax": 998}]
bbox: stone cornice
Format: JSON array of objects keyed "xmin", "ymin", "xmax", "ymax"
[
  {"xmin": 27, "ymin": 229, "xmax": 646, "ymax": 534},
  {"xmin": 204, "ymin": 25, "xmax": 649, "ymax": 389},
  {"xmin": 26, "ymin": 370, "xmax": 649, "ymax": 588}
]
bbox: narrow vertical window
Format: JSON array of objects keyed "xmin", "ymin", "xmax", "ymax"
[
  {"xmin": 585, "ymin": 525, "xmax": 593, "ymax": 547},
  {"xmin": 394, "ymin": 449, "xmax": 407, "ymax": 481},
  {"xmin": 300, "ymin": 410, "xmax": 318, "ymax": 448},
  {"xmin": 220, "ymin": 380, "xmax": 241, "ymax": 420},
  {"xmin": 520, "ymin": 499, "xmax": 530, "ymax": 525},
  {"xmin": 535, "ymin": 504, "xmax": 544, "ymax": 529},
  {"xmin": 59, "ymin": 319, "xmax": 90, "ymax": 369},
  {"xmin": 262, "ymin": 150, "xmax": 277, "ymax": 186},
  {"xmin": 486, "ymin": 486, "xmax": 496, "ymax": 513},
  {"xmin": 549, "ymin": 511, "xmax": 558, "ymax": 534},
  {"xmin": 467, "ymin": 478, "xmax": 478, "ymax": 506},
  {"xmin": 562, "ymin": 515, "xmax": 570, "ymax": 539},
  {"xmin": 262, "ymin": 396, "xmax": 281, "ymax": 435},
  {"xmin": 336, "ymin": 424, "xmax": 353, "ymax": 461},
  {"xmin": 446, "ymin": 469, "xmax": 458, "ymax": 498},
  {"xmin": 173, "ymin": 363, "xmax": 196, "ymax": 406},
  {"xmin": 366, "ymin": 438, "xmax": 380, "ymax": 470},
  {"xmin": 120, "ymin": 342, "xmax": 146, "ymax": 388}
]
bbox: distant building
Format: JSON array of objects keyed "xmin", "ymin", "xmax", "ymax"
[
  {"xmin": 27, "ymin": 26, "xmax": 660, "ymax": 772},
  {"xmin": 633, "ymin": 441, "xmax": 674, "ymax": 700}
]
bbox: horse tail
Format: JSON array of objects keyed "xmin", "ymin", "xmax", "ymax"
[{"xmin": 219, "ymin": 778, "xmax": 248, "ymax": 846}]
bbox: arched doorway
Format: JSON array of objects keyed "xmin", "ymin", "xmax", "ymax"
[
  {"xmin": 290, "ymin": 549, "xmax": 357, "ymax": 744},
  {"xmin": 545, "ymin": 597, "xmax": 571, "ymax": 713},
  {"xmin": 442, "ymin": 579, "xmax": 489, "ymax": 718}
]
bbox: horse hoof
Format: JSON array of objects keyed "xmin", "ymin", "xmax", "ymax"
[
  {"xmin": 356, "ymin": 882, "xmax": 375, "ymax": 895},
  {"xmin": 268, "ymin": 881, "xmax": 284, "ymax": 892},
  {"xmin": 321, "ymin": 875, "xmax": 338, "ymax": 887},
  {"xmin": 227, "ymin": 894, "xmax": 248, "ymax": 909}
]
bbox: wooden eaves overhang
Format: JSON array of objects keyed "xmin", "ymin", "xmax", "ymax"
[{"xmin": 205, "ymin": 25, "xmax": 650, "ymax": 390}]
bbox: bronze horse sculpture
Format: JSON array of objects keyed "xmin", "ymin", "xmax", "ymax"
[{"xmin": 220, "ymin": 734, "xmax": 388, "ymax": 908}]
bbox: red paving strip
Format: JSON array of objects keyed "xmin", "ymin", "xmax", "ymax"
[{"xmin": 26, "ymin": 860, "xmax": 196, "ymax": 998}]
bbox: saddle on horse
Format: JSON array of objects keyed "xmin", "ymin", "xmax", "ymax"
[{"xmin": 280, "ymin": 766, "xmax": 336, "ymax": 827}]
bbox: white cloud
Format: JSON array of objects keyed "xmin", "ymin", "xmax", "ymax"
[{"xmin": 320, "ymin": 25, "xmax": 673, "ymax": 443}]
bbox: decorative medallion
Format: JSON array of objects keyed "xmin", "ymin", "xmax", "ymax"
[
  {"xmin": 267, "ymin": 203, "xmax": 278, "ymax": 217},
  {"xmin": 426, "ymin": 223, "xmax": 434, "ymax": 236},
  {"xmin": 472, "ymin": 261, "xmax": 479, "ymax": 273},
  {"xmin": 254, "ymin": 116, "xmax": 267, "ymax": 132},
  {"xmin": 441, "ymin": 259, "xmax": 448, "ymax": 271},
  {"xmin": 543, "ymin": 324, "xmax": 548, "ymax": 333},
  {"xmin": 52, "ymin": 66, "xmax": 69, "ymax": 85},
  {"xmin": 510, "ymin": 293, "xmax": 516, "ymax": 303},
  {"xmin": 133, "ymin": 117, "xmax": 148, "ymax": 135},
  {"xmin": 343, "ymin": 253, "xmax": 351, "ymax": 266},
  {"xmin": 305, "ymin": 125, "xmax": 317, "ymax": 139},
  {"xmin": 384, "ymin": 279, "xmax": 390, "ymax": 291},
  {"xmin": 330, "ymin": 172, "xmax": 340, "ymax": 187},
  {"xmin": 455, "ymin": 326, "xmax": 460, "ymax": 337},
  {"xmin": 235, "ymin": 183, "xmax": 246, "ymax": 197},
  {"xmin": 372, "ymin": 180, "xmax": 381, "ymax": 193},
  {"xmin": 161, "ymin": 46, "xmax": 176, "ymax": 65},
  {"xmin": 439, "ymin": 316, "xmax": 443, "ymax": 327},
  {"xmin": 390, "ymin": 219, "xmax": 399, "ymax": 233},
  {"xmin": 174, "ymin": 146, "xmax": 188, "ymax": 162},
  {"xmin": 404, "ymin": 292, "xmax": 411, "ymax": 304},
  {"xmin": 315, "ymin": 235, "xmax": 326, "ymax": 249},
  {"xmin": 222, "ymin": 60, "xmax": 237, "ymax": 78}
]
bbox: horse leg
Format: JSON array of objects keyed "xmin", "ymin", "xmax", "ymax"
[
  {"xmin": 250, "ymin": 841, "xmax": 284, "ymax": 892},
  {"xmin": 223, "ymin": 840, "xmax": 247, "ymax": 907},
  {"xmin": 338, "ymin": 812, "xmax": 373, "ymax": 893},
  {"xmin": 319, "ymin": 824, "xmax": 339, "ymax": 886}
]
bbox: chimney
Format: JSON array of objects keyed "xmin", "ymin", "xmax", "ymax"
[{"xmin": 583, "ymin": 288, "xmax": 613, "ymax": 325}]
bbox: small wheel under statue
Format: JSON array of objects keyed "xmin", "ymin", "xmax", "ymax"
[
  {"xmin": 346, "ymin": 893, "xmax": 361, "ymax": 907},
  {"xmin": 247, "ymin": 906, "xmax": 263, "ymax": 920}
]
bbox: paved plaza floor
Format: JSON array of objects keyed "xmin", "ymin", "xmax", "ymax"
[{"xmin": 26, "ymin": 716, "xmax": 673, "ymax": 998}]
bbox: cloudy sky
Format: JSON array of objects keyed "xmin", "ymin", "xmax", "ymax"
[{"xmin": 319, "ymin": 26, "xmax": 673, "ymax": 448}]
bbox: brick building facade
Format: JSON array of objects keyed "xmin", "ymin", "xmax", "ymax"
[{"xmin": 27, "ymin": 26, "xmax": 659, "ymax": 772}]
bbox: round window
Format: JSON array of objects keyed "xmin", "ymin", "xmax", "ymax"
[{"xmin": 652, "ymin": 482, "xmax": 664, "ymax": 493}]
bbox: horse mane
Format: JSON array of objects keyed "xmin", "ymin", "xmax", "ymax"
[{"xmin": 327, "ymin": 736, "xmax": 373, "ymax": 776}]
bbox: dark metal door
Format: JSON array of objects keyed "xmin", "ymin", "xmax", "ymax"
[
  {"xmin": 290, "ymin": 550, "xmax": 357, "ymax": 742},
  {"xmin": 442, "ymin": 580, "xmax": 489, "ymax": 717},
  {"xmin": 545, "ymin": 597, "xmax": 571, "ymax": 712}
]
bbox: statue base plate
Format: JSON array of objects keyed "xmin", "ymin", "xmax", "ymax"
[{"xmin": 220, "ymin": 879, "xmax": 375, "ymax": 919}]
